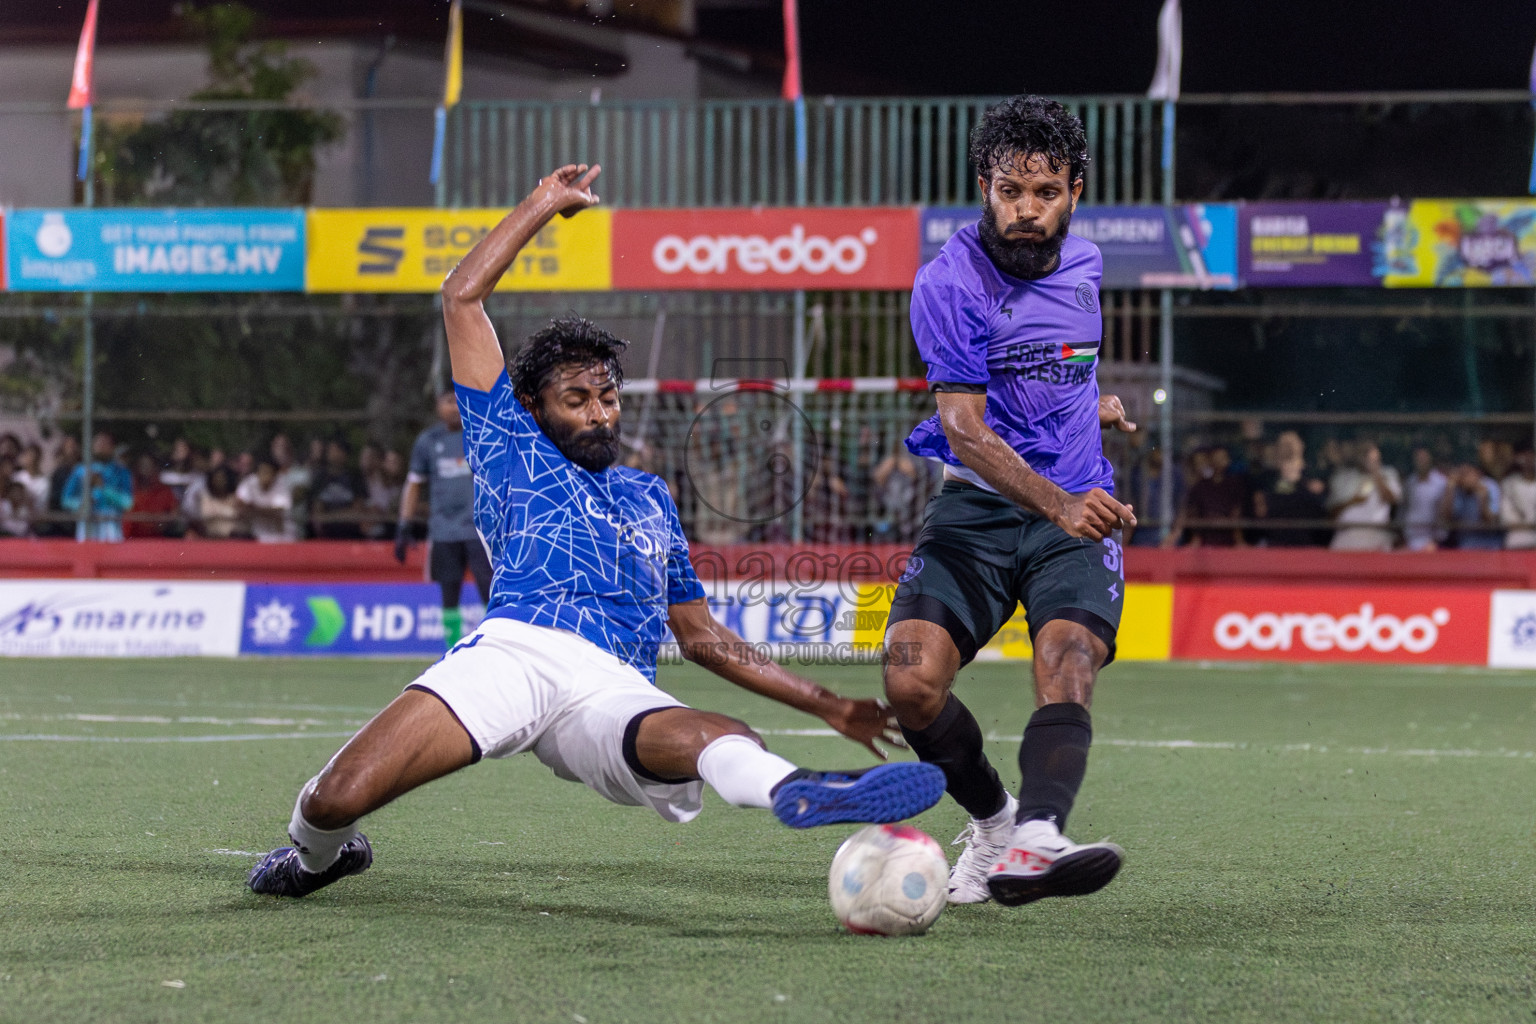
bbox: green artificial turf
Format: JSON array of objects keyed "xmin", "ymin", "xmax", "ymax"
[{"xmin": 1, "ymin": 656, "xmax": 1533, "ymax": 1023}]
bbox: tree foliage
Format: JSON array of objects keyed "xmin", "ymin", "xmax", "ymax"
[{"xmin": 98, "ymin": 2, "xmax": 343, "ymax": 206}]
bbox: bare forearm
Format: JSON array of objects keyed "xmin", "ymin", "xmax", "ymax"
[
  {"xmin": 443, "ymin": 197, "xmax": 558, "ymax": 307},
  {"xmin": 399, "ymin": 481, "xmax": 421, "ymax": 523},
  {"xmin": 678, "ymin": 621, "xmax": 840, "ymax": 717},
  {"xmin": 951, "ymin": 430, "xmax": 1068, "ymax": 521}
]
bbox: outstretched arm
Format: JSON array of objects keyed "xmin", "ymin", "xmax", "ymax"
[
  {"xmin": 937, "ymin": 391, "xmax": 1134, "ymax": 541},
  {"xmin": 441, "ymin": 164, "xmax": 601, "ymax": 391},
  {"xmin": 666, "ymin": 598, "xmax": 902, "ymax": 759}
]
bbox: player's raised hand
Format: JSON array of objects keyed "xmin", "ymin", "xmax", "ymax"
[
  {"xmin": 1057, "ymin": 487, "xmax": 1136, "ymax": 541},
  {"xmin": 535, "ymin": 163, "xmax": 602, "ymax": 218},
  {"xmin": 1098, "ymin": 394, "xmax": 1137, "ymax": 433},
  {"xmin": 822, "ymin": 697, "xmax": 905, "ymax": 761}
]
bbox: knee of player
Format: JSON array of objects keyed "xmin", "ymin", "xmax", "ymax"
[
  {"xmin": 1033, "ymin": 623, "xmax": 1103, "ymax": 678},
  {"xmin": 302, "ymin": 771, "xmax": 372, "ymax": 829},
  {"xmin": 882, "ymin": 661, "xmax": 948, "ymax": 718}
]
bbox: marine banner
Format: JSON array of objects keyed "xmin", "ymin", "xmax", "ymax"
[
  {"xmin": 305, "ymin": 207, "xmax": 612, "ymax": 292},
  {"xmin": 5, "ymin": 208, "xmax": 305, "ymax": 292},
  {"xmin": 1378, "ymin": 199, "xmax": 1536, "ymax": 287},
  {"xmin": 920, "ymin": 204, "xmax": 1238, "ymax": 289},
  {"xmin": 1238, "ymin": 201, "xmax": 1391, "ymax": 287},
  {"xmin": 0, "ymin": 580, "xmax": 245, "ymax": 657}
]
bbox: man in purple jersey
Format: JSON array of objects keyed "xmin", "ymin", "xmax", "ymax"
[{"xmin": 882, "ymin": 96, "xmax": 1140, "ymax": 908}]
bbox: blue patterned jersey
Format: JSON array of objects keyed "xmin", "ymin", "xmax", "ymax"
[{"xmin": 455, "ymin": 370, "xmax": 706, "ymax": 683}]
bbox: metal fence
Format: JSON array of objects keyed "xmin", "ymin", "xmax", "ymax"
[{"xmin": 445, "ymin": 96, "xmax": 1167, "ymax": 208}]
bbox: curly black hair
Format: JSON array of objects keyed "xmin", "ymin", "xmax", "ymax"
[
  {"xmin": 509, "ymin": 315, "xmax": 629, "ymax": 404},
  {"xmin": 969, "ymin": 95, "xmax": 1089, "ymax": 186}
]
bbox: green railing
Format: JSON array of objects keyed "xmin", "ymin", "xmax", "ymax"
[{"xmin": 444, "ymin": 96, "xmax": 1167, "ymax": 208}]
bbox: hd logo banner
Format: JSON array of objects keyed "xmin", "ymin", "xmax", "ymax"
[
  {"xmin": 241, "ymin": 582, "xmax": 483, "ymax": 656},
  {"xmin": 306, "ymin": 208, "xmax": 612, "ymax": 292},
  {"xmin": 6, "ymin": 208, "xmax": 305, "ymax": 291}
]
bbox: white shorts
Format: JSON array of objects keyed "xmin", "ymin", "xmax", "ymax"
[{"xmin": 406, "ymin": 617, "xmax": 705, "ymax": 823}]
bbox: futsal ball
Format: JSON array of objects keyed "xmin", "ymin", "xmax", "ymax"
[{"xmin": 828, "ymin": 824, "xmax": 948, "ymax": 936}]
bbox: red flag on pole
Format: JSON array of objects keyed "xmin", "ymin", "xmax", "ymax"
[
  {"xmin": 68, "ymin": 0, "xmax": 99, "ymax": 110},
  {"xmin": 781, "ymin": 0, "xmax": 801, "ymax": 101}
]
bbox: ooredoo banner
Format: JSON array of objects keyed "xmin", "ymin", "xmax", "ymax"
[
  {"xmin": 611, "ymin": 208, "xmax": 920, "ymax": 290},
  {"xmin": 0, "ymin": 580, "xmax": 245, "ymax": 657},
  {"xmin": 1172, "ymin": 584, "xmax": 1489, "ymax": 665}
]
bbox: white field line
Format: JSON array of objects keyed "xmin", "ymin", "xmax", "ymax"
[
  {"xmin": 0, "ymin": 731, "xmax": 356, "ymax": 743},
  {"xmin": 758, "ymin": 728, "xmax": 1536, "ymax": 760},
  {"xmin": 0, "ymin": 712, "xmax": 355, "ymax": 727}
]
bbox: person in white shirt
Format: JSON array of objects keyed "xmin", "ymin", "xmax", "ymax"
[
  {"xmin": 236, "ymin": 459, "xmax": 299, "ymax": 543},
  {"xmin": 1401, "ymin": 447, "xmax": 1448, "ymax": 551},
  {"xmin": 1327, "ymin": 442, "xmax": 1402, "ymax": 551},
  {"xmin": 1500, "ymin": 445, "xmax": 1536, "ymax": 549}
]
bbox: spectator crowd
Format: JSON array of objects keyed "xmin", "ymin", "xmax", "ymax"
[
  {"xmin": 1129, "ymin": 434, "xmax": 1536, "ymax": 551},
  {"xmin": 6, "ymin": 420, "xmax": 1536, "ymax": 552},
  {"xmin": 0, "ymin": 430, "xmax": 406, "ymax": 542}
]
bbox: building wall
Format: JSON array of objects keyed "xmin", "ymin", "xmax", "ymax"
[{"xmin": 0, "ymin": 18, "xmax": 746, "ymax": 209}]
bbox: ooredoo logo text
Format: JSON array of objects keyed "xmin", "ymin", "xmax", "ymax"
[
  {"xmin": 651, "ymin": 225, "xmax": 878, "ymax": 276},
  {"xmin": 1212, "ymin": 603, "xmax": 1450, "ymax": 655}
]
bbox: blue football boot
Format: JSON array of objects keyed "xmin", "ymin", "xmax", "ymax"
[
  {"xmin": 247, "ymin": 835, "xmax": 374, "ymax": 898},
  {"xmin": 771, "ymin": 762, "xmax": 945, "ymax": 828}
]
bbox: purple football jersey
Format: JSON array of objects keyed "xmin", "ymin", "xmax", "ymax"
[{"xmin": 905, "ymin": 223, "xmax": 1113, "ymax": 495}]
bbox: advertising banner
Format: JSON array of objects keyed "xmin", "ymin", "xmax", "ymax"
[
  {"xmin": 1238, "ymin": 201, "xmax": 1390, "ymax": 287},
  {"xmin": 0, "ymin": 580, "xmax": 245, "ymax": 657},
  {"xmin": 1379, "ymin": 199, "xmax": 1536, "ymax": 287},
  {"xmin": 306, "ymin": 208, "xmax": 611, "ymax": 292},
  {"xmin": 5, "ymin": 208, "xmax": 304, "ymax": 291},
  {"xmin": 847, "ymin": 583, "xmax": 1172, "ymax": 661},
  {"xmin": 611, "ymin": 208, "xmax": 920, "ymax": 291},
  {"xmin": 241, "ymin": 582, "xmax": 484, "ymax": 657},
  {"xmin": 1171, "ymin": 584, "xmax": 1489, "ymax": 665},
  {"xmin": 920, "ymin": 204, "xmax": 1237, "ymax": 289},
  {"xmin": 1487, "ymin": 590, "xmax": 1536, "ymax": 668}
]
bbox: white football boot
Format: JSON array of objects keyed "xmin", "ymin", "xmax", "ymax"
[
  {"xmin": 945, "ymin": 794, "xmax": 1018, "ymax": 904},
  {"xmin": 985, "ymin": 817, "xmax": 1123, "ymax": 906}
]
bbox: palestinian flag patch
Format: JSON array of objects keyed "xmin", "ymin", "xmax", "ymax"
[{"xmin": 1060, "ymin": 342, "xmax": 1100, "ymax": 364}]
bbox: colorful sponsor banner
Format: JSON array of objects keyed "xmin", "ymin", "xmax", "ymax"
[
  {"xmin": 1380, "ymin": 199, "xmax": 1536, "ymax": 287},
  {"xmin": 847, "ymin": 583, "xmax": 1173, "ymax": 661},
  {"xmin": 306, "ymin": 208, "xmax": 611, "ymax": 292},
  {"xmin": 241, "ymin": 582, "xmax": 483, "ymax": 656},
  {"xmin": 0, "ymin": 581, "xmax": 244, "ymax": 657},
  {"xmin": 920, "ymin": 204, "xmax": 1237, "ymax": 289},
  {"xmin": 1487, "ymin": 590, "xmax": 1536, "ymax": 668},
  {"xmin": 611, "ymin": 208, "xmax": 920, "ymax": 291},
  {"xmin": 0, "ymin": 209, "xmax": 6, "ymax": 291},
  {"xmin": 1239, "ymin": 201, "xmax": 1391, "ymax": 287},
  {"xmin": 1171, "ymin": 585, "xmax": 1490, "ymax": 665},
  {"xmin": 5, "ymin": 208, "xmax": 305, "ymax": 291}
]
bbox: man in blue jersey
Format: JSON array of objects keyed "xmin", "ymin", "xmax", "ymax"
[
  {"xmin": 248, "ymin": 165, "xmax": 943, "ymax": 899},
  {"xmin": 881, "ymin": 96, "xmax": 1140, "ymax": 907}
]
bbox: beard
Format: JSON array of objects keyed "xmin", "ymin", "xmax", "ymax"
[
  {"xmin": 537, "ymin": 413, "xmax": 621, "ymax": 473},
  {"xmin": 977, "ymin": 202, "xmax": 1072, "ymax": 280}
]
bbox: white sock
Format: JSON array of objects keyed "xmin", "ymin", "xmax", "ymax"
[
  {"xmin": 287, "ymin": 776, "xmax": 359, "ymax": 874},
  {"xmin": 695, "ymin": 734, "xmax": 798, "ymax": 809}
]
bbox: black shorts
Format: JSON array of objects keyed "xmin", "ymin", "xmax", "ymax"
[
  {"xmin": 887, "ymin": 481, "xmax": 1125, "ymax": 666},
  {"xmin": 429, "ymin": 538, "xmax": 493, "ymax": 607}
]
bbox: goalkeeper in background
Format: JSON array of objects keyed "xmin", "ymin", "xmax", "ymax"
[{"xmin": 396, "ymin": 392, "xmax": 492, "ymax": 648}]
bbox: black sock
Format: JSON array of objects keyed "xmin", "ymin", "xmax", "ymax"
[
  {"xmin": 1015, "ymin": 702, "xmax": 1092, "ymax": 829},
  {"xmin": 900, "ymin": 694, "xmax": 1008, "ymax": 820}
]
